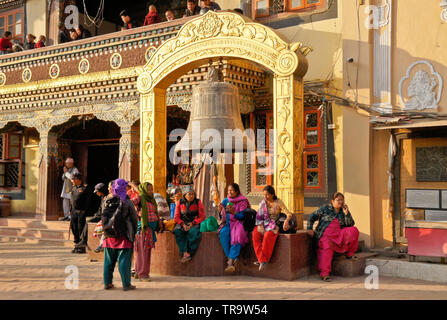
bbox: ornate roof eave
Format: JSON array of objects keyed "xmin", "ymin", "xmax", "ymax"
[
  {"xmin": 0, "ymin": 66, "xmax": 142, "ymax": 96},
  {"xmin": 0, "ymin": 0, "xmax": 24, "ymax": 12}
]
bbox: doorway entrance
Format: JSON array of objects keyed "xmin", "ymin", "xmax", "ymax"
[{"xmin": 87, "ymin": 143, "xmax": 119, "ymax": 186}]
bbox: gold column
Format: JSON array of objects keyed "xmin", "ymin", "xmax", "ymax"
[
  {"xmin": 273, "ymin": 75, "xmax": 304, "ymax": 228},
  {"xmin": 140, "ymin": 87, "xmax": 167, "ymax": 197}
]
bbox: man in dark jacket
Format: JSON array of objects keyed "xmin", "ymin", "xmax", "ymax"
[
  {"xmin": 120, "ymin": 10, "xmax": 140, "ymax": 30},
  {"xmin": 75, "ymin": 25, "xmax": 92, "ymax": 39},
  {"xmin": 73, "ymin": 183, "xmax": 108, "ymax": 253},
  {"xmin": 88, "ymin": 183, "xmax": 109, "ymax": 223},
  {"xmin": 24, "ymin": 34, "xmax": 36, "ymax": 50},
  {"xmin": 70, "ymin": 173, "xmax": 88, "ymax": 253},
  {"xmin": 58, "ymin": 23, "xmax": 70, "ymax": 44},
  {"xmin": 184, "ymin": 0, "xmax": 201, "ymax": 17}
]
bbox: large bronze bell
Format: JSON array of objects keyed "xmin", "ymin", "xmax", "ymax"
[{"xmin": 174, "ymin": 66, "xmax": 255, "ymax": 154}]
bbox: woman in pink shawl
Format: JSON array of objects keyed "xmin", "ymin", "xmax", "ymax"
[{"xmin": 218, "ymin": 183, "xmax": 250, "ymax": 273}]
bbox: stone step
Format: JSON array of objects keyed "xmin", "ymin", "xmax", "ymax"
[
  {"xmin": 0, "ymin": 218, "xmax": 69, "ymax": 231},
  {"xmin": 366, "ymin": 257, "xmax": 447, "ymax": 283},
  {"xmin": 0, "ymin": 226, "xmax": 70, "ymax": 240},
  {"xmin": 332, "ymin": 252, "xmax": 379, "ymax": 277},
  {"xmin": 0, "ymin": 235, "xmax": 73, "ymax": 247},
  {"xmin": 9, "ymin": 212, "xmax": 39, "ymax": 218}
]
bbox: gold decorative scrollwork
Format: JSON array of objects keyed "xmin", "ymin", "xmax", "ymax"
[
  {"xmin": 0, "ymin": 72, "xmax": 6, "ymax": 87},
  {"xmin": 142, "ymin": 112, "xmax": 153, "ymax": 182},
  {"xmin": 137, "ymin": 11, "xmax": 307, "ymax": 93},
  {"xmin": 137, "ymin": 72, "xmax": 153, "ymax": 95},
  {"xmin": 22, "ymin": 68, "xmax": 32, "ymax": 83}
]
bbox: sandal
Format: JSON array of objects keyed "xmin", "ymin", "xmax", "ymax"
[
  {"xmin": 104, "ymin": 284, "xmax": 114, "ymax": 290},
  {"xmin": 122, "ymin": 285, "xmax": 136, "ymax": 291},
  {"xmin": 139, "ymin": 277, "xmax": 151, "ymax": 282},
  {"xmin": 253, "ymin": 261, "xmax": 260, "ymax": 266},
  {"xmin": 224, "ymin": 265, "xmax": 236, "ymax": 273},
  {"xmin": 180, "ymin": 255, "xmax": 192, "ymax": 263},
  {"xmin": 321, "ymin": 276, "xmax": 332, "ymax": 282}
]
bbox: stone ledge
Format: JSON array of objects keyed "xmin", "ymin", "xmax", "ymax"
[
  {"xmin": 366, "ymin": 257, "xmax": 447, "ymax": 284},
  {"xmin": 87, "ymin": 225, "xmax": 313, "ymax": 281}
]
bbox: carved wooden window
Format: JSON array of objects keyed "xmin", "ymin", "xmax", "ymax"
[
  {"xmin": 250, "ymin": 111, "xmax": 274, "ymax": 192},
  {"xmin": 303, "ymin": 109, "xmax": 323, "ymax": 190},
  {"xmin": 253, "ymin": 0, "xmax": 324, "ymax": 18},
  {"xmin": 304, "ymin": 110, "xmax": 321, "ymax": 148},
  {"xmin": 287, "ymin": 0, "xmax": 322, "ymax": 11},
  {"xmin": 253, "ymin": 0, "xmax": 270, "ymax": 17},
  {"xmin": 0, "ymin": 7, "xmax": 24, "ymax": 43},
  {"xmin": 0, "ymin": 133, "xmax": 22, "ymax": 189}
]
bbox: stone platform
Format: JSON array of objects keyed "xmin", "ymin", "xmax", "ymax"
[
  {"xmin": 86, "ymin": 226, "xmax": 370, "ymax": 281},
  {"xmin": 88, "ymin": 227, "xmax": 312, "ymax": 281}
]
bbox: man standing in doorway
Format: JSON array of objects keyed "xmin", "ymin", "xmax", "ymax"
[
  {"xmin": 70, "ymin": 173, "xmax": 88, "ymax": 253},
  {"xmin": 60, "ymin": 158, "xmax": 79, "ymax": 221}
]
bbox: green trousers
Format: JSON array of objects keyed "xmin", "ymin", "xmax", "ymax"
[
  {"xmin": 174, "ymin": 225, "xmax": 201, "ymax": 256},
  {"xmin": 103, "ymin": 248, "xmax": 132, "ymax": 288}
]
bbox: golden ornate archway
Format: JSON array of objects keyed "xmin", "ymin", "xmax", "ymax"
[{"xmin": 137, "ymin": 11, "xmax": 309, "ymax": 218}]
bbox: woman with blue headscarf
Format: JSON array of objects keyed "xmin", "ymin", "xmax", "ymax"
[{"xmin": 101, "ymin": 179, "xmax": 138, "ymax": 291}]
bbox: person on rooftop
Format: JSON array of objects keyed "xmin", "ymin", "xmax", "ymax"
[
  {"xmin": 0, "ymin": 31, "xmax": 14, "ymax": 55},
  {"xmin": 24, "ymin": 34, "xmax": 36, "ymax": 50},
  {"xmin": 120, "ymin": 10, "xmax": 140, "ymax": 30},
  {"xmin": 165, "ymin": 9, "xmax": 175, "ymax": 21},
  {"xmin": 184, "ymin": 0, "xmax": 201, "ymax": 17},
  {"xmin": 200, "ymin": 0, "xmax": 221, "ymax": 14},
  {"xmin": 144, "ymin": 5, "xmax": 162, "ymax": 26}
]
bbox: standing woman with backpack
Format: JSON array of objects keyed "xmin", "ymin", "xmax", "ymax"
[
  {"xmin": 102, "ymin": 179, "xmax": 138, "ymax": 291},
  {"xmin": 253, "ymin": 185, "xmax": 296, "ymax": 271},
  {"xmin": 133, "ymin": 182, "xmax": 160, "ymax": 282},
  {"xmin": 218, "ymin": 183, "xmax": 251, "ymax": 273}
]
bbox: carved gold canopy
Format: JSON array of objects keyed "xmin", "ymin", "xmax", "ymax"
[
  {"xmin": 136, "ymin": 11, "xmax": 309, "ymax": 217},
  {"xmin": 137, "ymin": 11, "xmax": 309, "ymax": 93}
]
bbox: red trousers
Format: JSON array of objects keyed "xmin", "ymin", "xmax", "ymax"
[
  {"xmin": 317, "ymin": 219, "xmax": 359, "ymax": 277},
  {"xmin": 134, "ymin": 231, "xmax": 152, "ymax": 279},
  {"xmin": 252, "ymin": 227, "xmax": 279, "ymax": 263}
]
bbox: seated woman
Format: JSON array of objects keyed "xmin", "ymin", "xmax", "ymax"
[
  {"xmin": 133, "ymin": 182, "xmax": 159, "ymax": 282},
  {"xmin": 253, "ymin": 185, "xmax": 294, "ymax": 271},
  {"xmin": 174, "ymin": 185, "xmax": 206, "ymax": 263},
  {"xmin": 218, "ymin": 183, "xmax": 250, "ymax": 273},
  {"xmin": 307, "ymin": 192, "xmax": 359, "ymax": 282}
]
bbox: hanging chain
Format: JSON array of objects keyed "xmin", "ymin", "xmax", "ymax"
[{"xmin": 82, "ymin": 0, "xmax": 105, "ymax": 28}]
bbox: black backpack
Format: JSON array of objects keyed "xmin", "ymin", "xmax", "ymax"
[
  {"xmin": 102, "ymin": 197, "xmax": 123, "ymax": 237},
  {"xmin": 242, "ymin": 208, "xmax": 257, "ymax": 232}
]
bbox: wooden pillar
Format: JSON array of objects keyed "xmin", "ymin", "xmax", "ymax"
[
  {"xmin": 140, "ymin": 88, "xmax": 167, "ymax": 197},
  {"xmin": 119, "ymin": 124, "xmax": 140, "ymax": 181},
  {"xmin": 36, "ymin": 132, "xmax": 60, "ymax": 221},
  {"xmin": 273, "ymin": 75, "xmax": 304, "ymax": 228}
]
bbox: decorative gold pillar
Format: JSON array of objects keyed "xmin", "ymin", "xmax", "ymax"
[
  {"xmin": 273, "ymin": 75, "xmax": 304, "ymax": 228},
  {"xmin": 140, "ymin": 88, "xmax": 167, "ymax": 197},
  {"xmin": 36, "ymin": 131, "xmax": 60, "ymax": 221}
]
